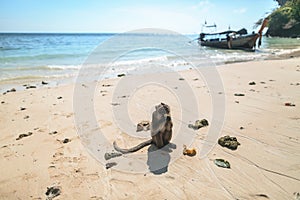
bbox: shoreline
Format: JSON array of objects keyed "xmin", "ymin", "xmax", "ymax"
[
  {"xmin": 0, "ymin": 57, "xmax": 299, "ymax": 199},
  {"xmin": 1, "ymin": 48, "xmax": 300, "ymax": 94}
]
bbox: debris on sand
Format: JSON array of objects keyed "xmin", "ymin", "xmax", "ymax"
[
  {"xmin": 20, "ymin": 107, "xmax": 26, "ymax": 111},
  {"xmin": 290, "ymin": 82, "xmax": 300, "ymax": 86},
  {"xmin": 254, "ymin": 194, "xmax": 269, "ymax": 199},
  {"xmin": 214, "ymin": 159, "xmax": 230, "ymax": 168},
  {"xmin": 9, "ymin": 88, "xmax": 16, "ymax": 92},
  {"xmin": 26, "ymin": 85, "xmax": 37, "ymax": 89},
  {"xmin": 117, "ymin": 73, "xmax": 126, "ymax": 77},
  {"xmin": 49, "ymin": 131, "xmax": 58, "ymax": 135},
  {"xmin": 136, "ymin": 120, "xmax": 150, "ymax": 132},
  {"xmin": 234, "ymin": 93, "xmax": 245, "ymax": 96},
  {"xmin": 106, "ymin": 162, "xmax": 117, "ymax": 169},
  {"xmin": 45, "ymin": 186, "xmax": 61, "ymax": 200},
  {"xmin": 218, "ymin": 135, "xmax": 240, "ymax": 150},
  {"xmin": 294, "ymin": 192, "xmax": 300, "ymax": 200},
  {"xmin": 104, "ymin": 151, "xmax": 122, "ymax": 160},
  {"xmin": 188, "ymin": 119, "xmax": 209, "ymax": 130},
  {"xmin": 285, "ymin": 102, "xmax": 296, "ymax": 107},
  {"xmin": 62, "ymin": 138, "xmax": 70, "ymax": 144},
  {"xmin": 16, "ymin": 132, "xmax": 33, "ymax": 140},
  {"xmin": 3, "ymin": 88, "xmax": 16, "ymax": 95},
  {"xmin": 183, "ymin": 145, "xmax": 196, "ymax": 156}
]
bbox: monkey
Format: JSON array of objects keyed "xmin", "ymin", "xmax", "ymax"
[{"xmin": 113, "ymin": 102, "xmax": 173, "ymax": 154}]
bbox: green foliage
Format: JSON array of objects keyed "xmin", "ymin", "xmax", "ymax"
[
  {"xmin": 284, "ymin": 0, "xmax": 300, "ymax": 19},
  {"xmin": 267, "ymin": 0, "xmax": 300, "ymax": 37}
]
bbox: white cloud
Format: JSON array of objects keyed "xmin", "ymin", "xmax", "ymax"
[
  {"xmin": 233, "ymin": 8, "xmax": 247, "ymax": 14},
  {"xmin": 192, "ymin": 0, "xmax": 213, "ymax": 8},
  {"xmin": 109, "ymin": 5, "xmax": 202, "ymax": 33}
]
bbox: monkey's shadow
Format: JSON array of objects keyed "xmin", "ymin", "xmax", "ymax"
[{"xmin": 146, "ymin": 143, "xmax": 176, "ymax": 175}]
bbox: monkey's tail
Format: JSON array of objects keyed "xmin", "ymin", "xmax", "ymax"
[{"xmin": 113, "ymin": 139, "xmax": 152, "ymax": 154}]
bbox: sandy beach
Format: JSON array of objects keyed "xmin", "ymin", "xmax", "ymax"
[{"xmin": 0, "ymin": 57, "xmax": 299, "ymax": 199}]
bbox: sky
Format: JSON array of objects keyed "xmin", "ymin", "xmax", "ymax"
[{"xmin": 0, "ymin": 0, "xmax": 278, "ymax": 34}]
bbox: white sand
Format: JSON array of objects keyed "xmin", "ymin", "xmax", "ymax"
[{"xmin": 0, "ymin": 58, "xmax": 299, "ymax": 199}]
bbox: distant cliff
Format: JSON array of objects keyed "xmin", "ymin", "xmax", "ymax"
[{"xmin": 266, "ymin": 0, "xmax": 300, "ymax": 37}]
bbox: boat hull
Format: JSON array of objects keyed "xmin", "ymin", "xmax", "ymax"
[{"xmin": 200, "ymin": 34, "xmax": 259, "ymax": 50}]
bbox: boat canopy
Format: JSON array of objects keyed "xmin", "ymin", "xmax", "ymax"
[{"xmin": 201, "ymin": 28, "xmax": 248, "ymax": 36}]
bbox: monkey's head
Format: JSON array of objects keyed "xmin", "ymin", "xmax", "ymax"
[{"xmin": 155, "ymin": 102, "xmax": 170, "ymax": 116}]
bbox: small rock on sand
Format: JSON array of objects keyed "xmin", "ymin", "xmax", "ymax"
[
  {"xmin": 57, "ymin": 96, "xmax": 62, "ymax": 99},
  {"xmin": 3, "ymin": 88, "xmax": 16, "ymax": 95},
  {"xmin": 104, "ymin": 152, "xmax": 122, "ymax": 160},
  {"xmin": 106, "ymin": 162, "xmax": 117, "ymax": 169},
  {"xmin": 26, "ymin": 85, "xmax": 36, "ymax": 89},
  {"xmin": 16, "ymin": 132, "xmax": 33, "ymax": 140},
  {"xmin": 285, "ymin": 102, "xmax": 296, "ymax": 107},
  {"xmin": 214, "ymin": 159, "xmax": 230, "ymax": 168},
  {"xmin": 117, "ymin": 73, "xmax": 126, "ymax": 77},
  {"xmin": 249, "ymin": 81, "xmax": 256, "ymax": 85},
  {"xmin": 20, "ymin": 107, "xmax": 26, "ymax": 111},
  {"xmin": 42, "ymin": 81, "xmax": 48, "ymax": 85},
  {"xmin": 218, "ymin": 135, "xmax": 240, "ymax": 150},
  {"xmin": 183, "ymin": 145, "xmax": 196, "ymax": 156},
  {"xmin": 294, "ymin": 192, "xmax": 300, "ymax": 200},
  {"xmin": 254, "ymin": 194, "xmax": 269, "ymax": 198},
  {"xmin": 49, "ymin": 131, "xmax": 58, "ymax": 135},
  {"xmin": 188, "ymin": 119, "xmax": 209, "ymax": 130},
  {"xmin": 234, "ymin": 93, "xmax": 245, "ymax": 96},
  {"xmin": 136, "ymin": 120, "xmax": 150, "ymax": 132},
  {"xmin": 62, "ymin": 138, "xmax": 70, "ymax": 144},
  {"xmin": 45, "ymin": 186, "xmax": 61, "ymax": 200}
]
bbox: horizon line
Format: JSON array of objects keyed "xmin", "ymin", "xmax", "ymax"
[{"xmin": 0, "ymin": 31, "xmax": 197, "ymax": 35}]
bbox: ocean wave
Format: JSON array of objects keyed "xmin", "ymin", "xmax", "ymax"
[
  {"xmin": 264, "ymin": 47, "xmax": 300, "ymax": 56},
  {"xmin": 0, "ymin": 53, "xmax": 85, "ymax": 62},
  {"xmin": 0, "ymin": 75, "xmax": 46, "ymax": 82},
  {"xmin": 109, "ymin": 55, "xmax": 169, "ymax": 67},
  {"xmin": 1, "ymin": 64, "xmax": 81, "ymax": 71},
  {"xmin": 0, "ymin": 46, "xmax": 21, "ymax": 51},
  {"xmin": 46, "ymin": 65, "xmax": 81, "ymax": 70},
  {"xmin": 0, "ymin": 73, "xmax": 77, "ymax": 83}
]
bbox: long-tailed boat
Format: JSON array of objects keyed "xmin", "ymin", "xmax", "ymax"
[{"xmin": 198, "ymin": 18, "xmax": 268, "ymax": 51}]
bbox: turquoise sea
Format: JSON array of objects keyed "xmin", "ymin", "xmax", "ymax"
[{"xmin": 1, "ymin": 33, "xmax": 300, "ymax": 91}]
